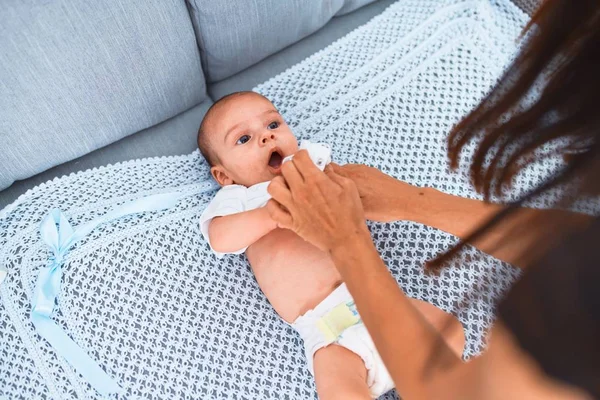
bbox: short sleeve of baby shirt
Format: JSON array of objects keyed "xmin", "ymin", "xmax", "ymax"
[
  {"xmin": 199, "ymin": 185, "xmax": 248, "ymax": 258},
  {"xmin": 199, "ymin": 182, "xmax": 271, "ymax": 258}
]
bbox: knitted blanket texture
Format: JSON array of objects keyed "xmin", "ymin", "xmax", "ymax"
[{"xmin": 2, "ymin": 1, "xmax": 554, "ymax": 398}]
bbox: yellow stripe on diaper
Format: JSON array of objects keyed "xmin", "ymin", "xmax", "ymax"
[{"xmin": 316, "ymin": 301, "xmax": 361, "ymax": 344}]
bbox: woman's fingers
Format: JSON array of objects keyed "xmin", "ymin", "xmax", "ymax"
[
  {"xmin": 326, "ymin": 163, "xmax": 363, "ymax": 190},
  {"xmin": 281, "ymin": 157, "xmax": 304, "ymax": 190},
  {"xmin": 325, "ymin": 165, "xmax": 352, "ymax": 189},
  {"xmin": 266, "ymin": 199, "xmax": 293, "ymax": 229},
  {"xmin": 267, "ymin": 159, "xmax": 368, "ymax": 252},
  {"xmin": 325, "ymin": 163, "xmax": 345, "ymax": 176},
  {"xmin": 267, "ymin": 177, "xmax": 293, "ymax": 208},
  {"xmin": 291, "ymin": 150, "xmax": 324, "ymax": 181}
]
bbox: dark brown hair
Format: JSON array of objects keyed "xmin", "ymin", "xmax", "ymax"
[
  {"xmin": 425, "ymin": 1, "xmax": 600, "ymax": 396},
  {"xmin": 431, "ymin": 0, "xmax": 600, "ymax": 268}
]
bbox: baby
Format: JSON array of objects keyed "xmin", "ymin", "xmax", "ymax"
[{"xmin": 198, "ymin": 91, "xmax": 464, "ymax": 399}]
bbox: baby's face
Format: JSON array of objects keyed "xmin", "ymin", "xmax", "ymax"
[{"xmin": 208, "ymin": 94, "xmax": 298, "ymax": 187}]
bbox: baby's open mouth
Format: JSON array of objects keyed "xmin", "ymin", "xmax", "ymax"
[{"xmin": 268, "ymin": 149, "xmax": 284, "ymax": 171}]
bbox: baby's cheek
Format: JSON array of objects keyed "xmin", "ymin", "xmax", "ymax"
[
  {"xmin": 288, "ymin": 137, "xmax": 300, "ymax": 153},
  {"xmin": 249, "ymin": 160, "xmax": 274, "ymax": 184},
  {"xmin": 280, "ymin": 127, "xmax": 298, "ymax": 149}
]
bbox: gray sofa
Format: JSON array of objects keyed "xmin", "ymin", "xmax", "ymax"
[{"xmin": 0, "ymin": 0, "xmax": 538, "ymax": 211}]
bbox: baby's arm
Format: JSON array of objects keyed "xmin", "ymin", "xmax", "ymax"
[{"xmin": 208, "ymin": 207, "xmax": 277, "ymax": 253}]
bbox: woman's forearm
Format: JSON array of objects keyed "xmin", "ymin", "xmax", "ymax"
[
  {"xmin": 393, "ymin": 186, "xmax": 591, "ymax": 269},
  {"xmin": 335, "ymin": 163, "xmax": 591, "ymax": 268},
  {"xmin": 330, "ymin": 229, "xmax": 462, "ymax": 399}
]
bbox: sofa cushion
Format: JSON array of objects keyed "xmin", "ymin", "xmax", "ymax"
[
  {"xmin": 336, "ymin": 0, "xmax": 382, "ymax": 15},
  {"xmin": 0, "ymin": 100, "xmax": 213, "ymax": 211},
  {"xmin": 186, "ymin": 0, "xmax": 378, "ymax": 83},
  {"xmin": 0, "ymin": 0, "xmax": 207, "ymax": 191},
  {"xmin": 208, "ymin": 0, "xmax": 395, "ymax": 100}
]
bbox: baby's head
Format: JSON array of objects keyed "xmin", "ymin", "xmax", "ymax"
[{"xmin": 198, "ymin": 91, "xmax": 298, "ymax": 187}]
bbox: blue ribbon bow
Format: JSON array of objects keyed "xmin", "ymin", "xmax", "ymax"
[{"xmin": 31, "ymin": 192, "xmax": 183, "ymax": 396}]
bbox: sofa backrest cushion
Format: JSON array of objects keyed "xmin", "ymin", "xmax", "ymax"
[
  {"xmin": 186, "ymin": 0, "xmax": 378, "ymax": 83},
  {"xmin": 0, "ymin": 0, "xmax": 206, "ymax": 191}
]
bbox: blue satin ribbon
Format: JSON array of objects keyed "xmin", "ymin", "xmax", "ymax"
[{"xmin": 32, "ymin": 192, "xmax": 184, "ymax": 396}]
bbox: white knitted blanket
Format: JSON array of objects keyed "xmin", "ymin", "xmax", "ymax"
[{"xmin": 1, "ymin": 1, "xmax": 541, "ymax": 398}]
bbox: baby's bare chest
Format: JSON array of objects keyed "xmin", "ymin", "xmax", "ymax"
[{"xmin": 248, "ymin": 228, "xmax": 327, "ymax": 265}]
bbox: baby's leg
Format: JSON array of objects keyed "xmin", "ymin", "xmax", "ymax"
[
  {"xmin": 408, "ymin": 298, "xmax": 466, "ymax": 357},
  {"xmin": 309, "ymin": 296, "xmax": 464, "ymax": 400},
  {"xmin": 313, "ymin": 344, "xmax": 371, "ymax": 400}
]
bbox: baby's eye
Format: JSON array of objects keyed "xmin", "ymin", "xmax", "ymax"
[
  {"xmin": 236, "ymin": 135, "xmax": 251, "ymax": 145},
  {"xmin": 268, "ymin": 121, "xmax": 279, "ymax": 130}
]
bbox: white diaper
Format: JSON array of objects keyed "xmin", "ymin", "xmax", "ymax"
[{"xmin": 292, "ymin": 284, "xmax": 395, "ymax": 398}]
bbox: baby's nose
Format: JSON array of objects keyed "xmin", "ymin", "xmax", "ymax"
[{"xmin": 261, "ymin": 133, "xmax": 275, "ymax": 144}]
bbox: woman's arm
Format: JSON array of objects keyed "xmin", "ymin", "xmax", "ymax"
[
  {"xmin": 266, "ymin": 151, "xmax": 461, "ymax": 398},
  {"xmin": 332, "ymin": 163, "xmax": 591, "ymax": 269},
  {"xmin": 266, "ymin": 152, "xmax": 589, "ymax": 399},
  {"xmin": 331, "ymin": 228, "xmax": 463, "ymax": 399},
  {"xmin": 208, "ymin": 207, "xmax": 277, "ymax": 253},
  {"xmin": 328, "ymin": 221, "xmax": 581, "ymax": 399}
]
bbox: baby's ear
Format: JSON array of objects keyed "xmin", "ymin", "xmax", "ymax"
[{"xmin": 210, "ymin": 165, "xmax": 234, "ymax": 187}]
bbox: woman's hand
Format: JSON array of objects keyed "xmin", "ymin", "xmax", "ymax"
[
  {"xmin": 267, "ymin": 151, "xmax": 370, "ymax": 253},
  {"xmin": 328, "ymin": 163, "xmax": 419, "ymax": 222}
]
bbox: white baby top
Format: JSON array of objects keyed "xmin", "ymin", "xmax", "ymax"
[{"xmin": 199, "ymin": 141, "xmax": 332, "ymax": 258}]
